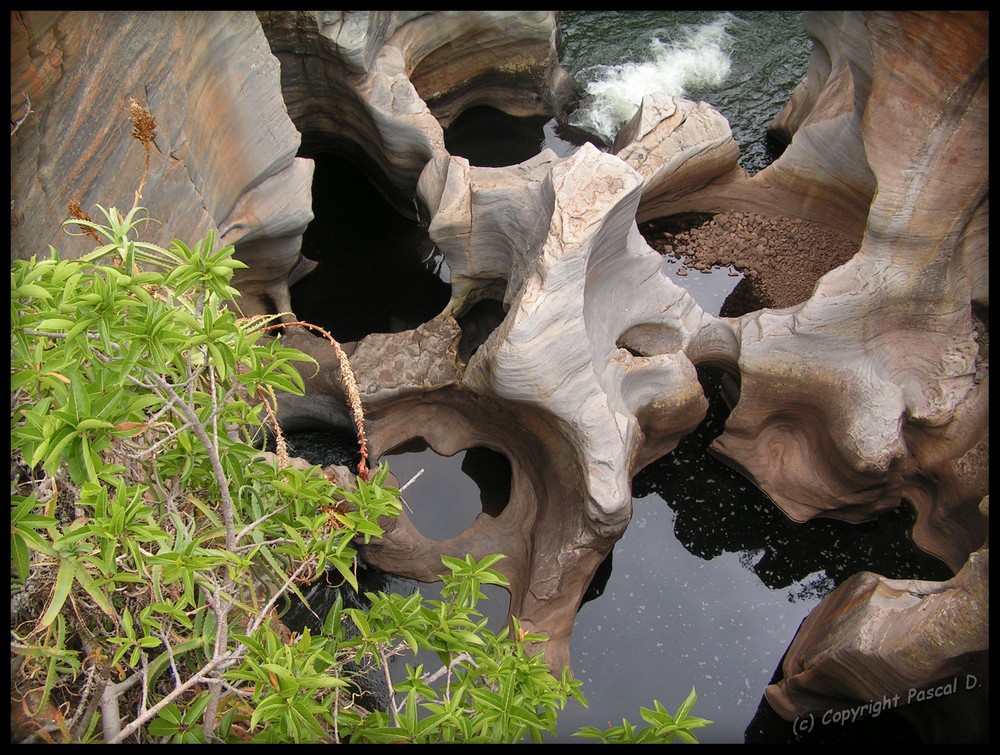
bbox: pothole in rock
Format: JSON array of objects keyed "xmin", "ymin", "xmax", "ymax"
[
  {"xmin": 379, "ymin": 439, "xmax": 513, "ymax": 541},
  {"xmin": 289, "ymin": 151, "xmax": 451, "ymax": 343},
  {"xmin": 444, "ymin": 105, "xmax": 552, "ymax": 167},
  {"xmin": 444, "ymin": 105, "xmax": 599, "ymax": 167}
]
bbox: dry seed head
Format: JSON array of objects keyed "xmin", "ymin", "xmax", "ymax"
[
  {"xmin": 127, "ymin": 98, "xmax": 157, "ymax": 146},
  {"xmin": 67, "ymin": 199, "xmax": 100, "ymax": 242},
  {"xmin": 128, "ymin": 98, "xmax": 156, "ymax": 209},
  {"xmin": 332, "ymin": 340, "xmax": 370, "ymax": 481}
]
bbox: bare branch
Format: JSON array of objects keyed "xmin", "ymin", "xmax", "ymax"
[
  {"xmin": 142, "ymin": 369, "xmax": 237, "ymax": 550},
  {"xmin": 378, "ymin": 644, "xmax": 400, "ymax": 727},
  {"xmin": 234, "ymin": 505, "xmax": 290, "ymax": 546},
  {"xmin": 107, "ymin": 656, "xmax": 226, "ymax": 744},
  {"xmin": 11, "ymin": 93, "xmax": 33, "ymax": 136},
  {"xmin": 423, "ymin": 651, "xmax": 475, "ymax": 686}
]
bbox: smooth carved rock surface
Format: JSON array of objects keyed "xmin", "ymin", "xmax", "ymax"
[
  {"xmin": 270, "ymin": 8, "xmax": 990, "ymax": 712},
  {"xmin": 710, "ymin": 11, "xmax": 988, "ymax": 574},
  {"xmin": 10, "ymin": 9, "xmax": 988, "ymax": 733},
  {"xmin": 257, "ymin": 10, "xmax": 574, "ymax": 220},
  {"xmin": 765, "ymin": 497, "xmax": 989, "ymax": 741}
]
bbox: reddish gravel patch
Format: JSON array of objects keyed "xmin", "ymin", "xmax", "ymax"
[{"xmin": 641, "ymin": 211, "xmax": 860, "ymax": 311}]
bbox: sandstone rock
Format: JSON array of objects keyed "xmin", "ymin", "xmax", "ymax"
[
  {"xmin": 256, "ymin": 11, "xmax": 576, "ymax": 220},
  {"xmin": 711, "ymin": 11, "xmax": 988, "ymax": 573},
  {"xmin": 765, "ymin": 497, "xmax": 988, "ymax": 741},
  {"xmin": 10, "ymin": 11, "xmax": 312, "ymax": 323}
]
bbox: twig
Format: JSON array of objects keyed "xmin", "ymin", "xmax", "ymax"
[
  {"xmin": 233, "ymin": 505, "xmax": 290, "ymax": 545},
  {"xmin": 262, "ymin": 320, "xmax": 370, "ymax": 481},
  {"xmin": 399, "ymin": 468, "xmax": 424, "ymax": 492},
  {"xmin": 377, "ymin": 645, "xmax": 400, "ymax": 727},
  {"xmin": 201, "ymin": 583, "xmax": 232, "ymax": 736},
  {"xmin": 157, "ymin": 631, "xmax": 182, "ymax": 690},
  {"xmin": 423, "ymin": 651, "xmax": 475, "ymax": 686},
  {"xmin": 138, "ymin": 654, "xmax": 150, "ymax": 731},
  {"xmin": 68, "ymin": 657, "xmax": 102, "ymax": 741},
  {"xmin": 142, "ymin": 369, "xmax": 237, "ymax": 551},
  {"xmin": 397, "ymin": 469, "xmax": 424, "ymax": 514},
  {"xmin": 107, "ymin": 656, "xmax": 226, "ymax": 744},
  {"xmin": 243, "ymin": 560, "xmax": 313, "ymax": 639},
  {"xmin": 11, "ymin": 93, "xmax": 33, "ymax": 136}
]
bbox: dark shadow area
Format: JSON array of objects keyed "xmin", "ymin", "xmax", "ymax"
[
  {"xmin": 456, "ymin": 298, "xmax": 507, "ymax": 362},
  {"xmin": 289, "ymin": 150, "xmax": 451, "ymax": 343},
  {"xmin": 444, "ymin": 105, "xmax": 554, "ymax": 167},
  {"xmin": 641, "ymin": 213, "xmax": 717, "ymax": 237},
  {"xmin": 461, "ymin": 446, "xmax": 512, "ymax": 519},
  {"xmin": 279, "ymin": 428, "xmax": 363, "ymax": 471},
  {"xmin": 763, "ymin": 129, "xmax": 791, "ymax": 165},
  {"xmin": 281, "ymin": 559, "xmax": 418, "ymax": 716},
  {"xmin": 579, "ymin": 549, "xmax": 613, "ymax": 609},
  {"xmin": 631, "ymin": 366, "xmax": 954, "ymax": 597}
]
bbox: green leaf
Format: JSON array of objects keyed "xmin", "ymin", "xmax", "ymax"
[
  {"xmin": 149, "ymin": 703, "xmax": 183, "ymax": 737},
  {"xmin": 40, "ymin": 558, "xmax": 76, "ymax": 627},
  {"xmin": 14, "ymin": 283, "xmax": 53, "ymax": 300},
  {"xmin": 11, "ymin": 533, "xmax": 30, "ymax": 584},
  {"xmin": 73, "ymin": 563, "xmax": 115, "ymax": 619},
  {"xmin": 327, "ymin": 552, "xmax": 360, "ymax": 593},
  {"xmin": 36, "ymin": 317, "xmax": 75, "ymax": 330},
  {"xmin": 250, "ymin": 693, "xmax": 288, "ymax": 730},
  {"xmin": 676, "ymin": 686, "xmax": 698, "ymax": 721}
]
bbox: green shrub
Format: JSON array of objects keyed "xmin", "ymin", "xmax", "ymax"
[{"xmin": 10, "ymin": 205, "xmax": 710, "ymax": 743}]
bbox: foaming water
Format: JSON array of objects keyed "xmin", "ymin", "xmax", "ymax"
[
  {"xmin": 571, "ymin": 13, "xmax": 737, "ymax": 141},
  {"xmin": 559, "ymin": 11, "xmax": 810, "ymax": 174}
]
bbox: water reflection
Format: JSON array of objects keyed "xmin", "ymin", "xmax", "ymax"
[
  {"xmin": 379, "ymin": 441, "xmax": 512, "ymax": 540},
  {"xmin": 630, "ymin": 367, "xmax": 953, "ymax": 599},
  {"xmin": 558, "ymin": 364, "xmax": 952, "ymax": 743}
]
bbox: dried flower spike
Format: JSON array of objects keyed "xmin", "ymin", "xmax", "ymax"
[
  {"xmin": 127, "ymin": 98, "xmax": 157, "ymax": 146},
  {"xmin": 127, "ymin": 98, "xmax": 157, "ymax": 209},
  {"xmin": 67, "ymin": 199, "xmax": 100, "ymax": 242}
]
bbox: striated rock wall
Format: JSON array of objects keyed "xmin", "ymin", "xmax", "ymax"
[
  {"xmin": 10, "ymin": 9, "xmax": 988, "ymax": 737},
  {"xmin": 10, "ymin": 10, "xmax": 315, "ymax": 318}
]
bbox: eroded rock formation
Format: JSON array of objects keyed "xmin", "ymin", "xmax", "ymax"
[
  {"xmin": 765, "ymin": 497, "xmax": 989, "ymax": 743},
  {"xmin": 10, "ymin": 9, "xmax": 988, "ymax": 739}
]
